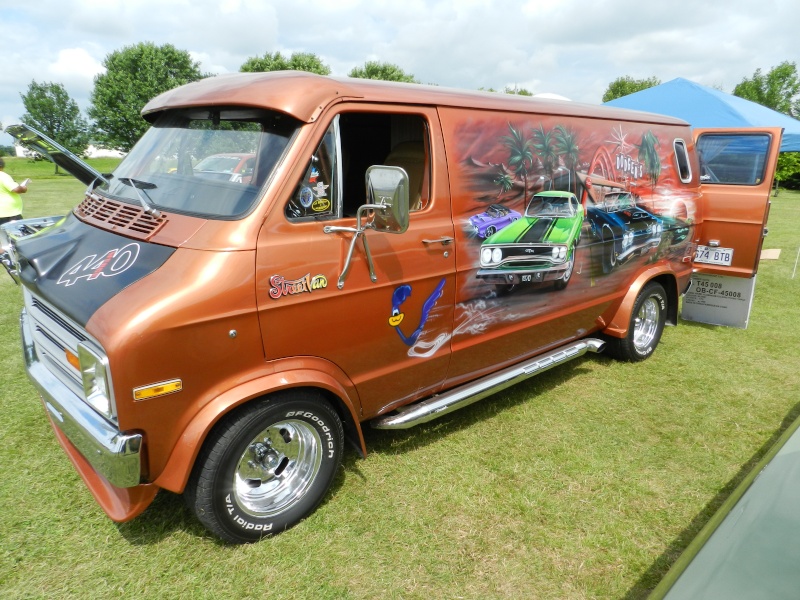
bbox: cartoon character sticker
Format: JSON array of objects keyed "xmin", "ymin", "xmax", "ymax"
[{"xmin": 389, "ymin": 278, "xmax": 447, "ymax": 346}]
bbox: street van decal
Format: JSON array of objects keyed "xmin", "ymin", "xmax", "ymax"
[{"xmin": 269, "ymin": 273, "xmax": 328, "ymax": 299}]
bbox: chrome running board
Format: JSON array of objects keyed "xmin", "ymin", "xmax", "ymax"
[{"xmin": 371, "ymin": 338, "xmax": 605, "ymax": 430}]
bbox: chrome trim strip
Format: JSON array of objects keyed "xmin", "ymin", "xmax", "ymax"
[
  {"xmin": 21, "ymin": 309, "xmax": 142, "ymax": 488},
  {"xmin": 371, "ymin": 338, "xmax": 605, "ymax": 430}
]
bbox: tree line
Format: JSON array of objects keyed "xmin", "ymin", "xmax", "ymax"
[
  {"xmin": 4, "ymin": 41, "xmax": 800, "ymax": 187},
  {"xmin": 4, "ymin": 42, "xmax": 422, "ymax": 159}
]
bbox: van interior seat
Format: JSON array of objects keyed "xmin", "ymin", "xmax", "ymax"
[{"xmin": 383, "ymin": 141, "xmax": 425, "ymax": 211}]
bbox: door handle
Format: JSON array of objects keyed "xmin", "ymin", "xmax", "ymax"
[{"xmin": 422, "ymin": 236, "xmax": 454, "ymax": 246}]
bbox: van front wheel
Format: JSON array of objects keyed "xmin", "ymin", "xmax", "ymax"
[
  {"xmin": 185, "ymin": 391, "xmax": 344, "ymax": 544},
  {"xmin": 606, "ymin": 282, "xmax": 667, "ymax": 361}
]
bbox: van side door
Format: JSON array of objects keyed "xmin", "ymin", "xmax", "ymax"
[{"xmin": 682, "ymin": 127, "xmax": 782, "ymax": 327}]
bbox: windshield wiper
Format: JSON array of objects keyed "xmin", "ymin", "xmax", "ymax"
[{"xmin": 118, "ymin": 177, "xmax": 162, "ymax": 218}]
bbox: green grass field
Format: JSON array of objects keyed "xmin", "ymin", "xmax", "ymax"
[{"xmin": 1, "ymin": 156, "xmax": 798, "ymax": 598}]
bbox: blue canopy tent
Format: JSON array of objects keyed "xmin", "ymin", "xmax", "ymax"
[{"xmin": 604, "ymin": 77, "xmax": 800, "ymax": 152}]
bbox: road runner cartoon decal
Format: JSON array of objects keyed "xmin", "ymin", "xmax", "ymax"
[
  {"xmin": 14, "ymin": 213, "xmax": 175, "ymax": 325},
  {"xmin": 389, "ymin": 278, "xmax": 447, "ymax": 347}
]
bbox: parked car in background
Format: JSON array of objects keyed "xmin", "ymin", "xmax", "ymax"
[
  {"xmin": 650, "ymin": 412, "xmax": 800, "ymax": 599},
  {"xmin": 477, "ymin": 191, "xmax": 583, "ymax": 292},
  {"xmin": 194, "ymin": 153, "xmax": 256, "ymax": 183},
  {"xmin": 587, "ymin": 190, "xmax": 663, "ymax": 272},
  {"xmin": 468, "ymin": 203, "xmax": 521, "ymax": 238}
]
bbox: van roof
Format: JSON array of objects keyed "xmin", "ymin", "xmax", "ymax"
[{"xmin": 142, "ymin": 71, "xmax": 688, "ymax": 127}]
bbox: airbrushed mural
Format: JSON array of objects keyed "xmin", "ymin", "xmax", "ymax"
[{"xmin": 442, "ymin": 111, "xmax": 699, "ymax": 356}]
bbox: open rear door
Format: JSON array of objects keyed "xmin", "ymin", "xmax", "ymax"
[{"xmin": 681, "ymin": 127, "xmax": 782, "ymax": 328}]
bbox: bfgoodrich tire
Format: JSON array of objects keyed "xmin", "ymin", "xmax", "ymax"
[
  {"xmin": 185, "ymin": 391, "xmax": 344, "ymax": 544},
  {"xmin": 606, "ymin": 282, "xmax": 667, "ymax": 362}
]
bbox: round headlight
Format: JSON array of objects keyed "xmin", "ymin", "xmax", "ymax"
[
  {"xmin": 481, "ymin": 247, "xmax": 493, "ymax": 265},
  {"xmin": 559, "ymin": 247, "xmax": 567, "ymax": 260},
  {"xmin": 551, "ymin": 247, "xmax": 559, "ymax": 259},
  {"xmin": 491, "ymin": 248, "xmax": 503, "ymax": 263}
]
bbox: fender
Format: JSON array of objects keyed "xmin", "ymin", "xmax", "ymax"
[
  {"xmin": 153, "ymin": 357, "xmax": 365, "ymax": 493},
  {"xmin": 602, "ymin": 265, "xmax": 682, "ymax": 338}
]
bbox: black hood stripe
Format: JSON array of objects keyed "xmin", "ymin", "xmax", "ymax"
[
  {"xmin": 517, "ymin": 218, "xmax": 555, "ymax": 243},
  {"xmin": 16, "ymin": 213, "xmax": 176, "ymax": 326}
]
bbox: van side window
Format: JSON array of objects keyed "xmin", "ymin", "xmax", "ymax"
[
  {"xmin": 338, "ymin": 113, "xmax": 430, "ymax": 217},
  {"xmin": 697, "ymin": 133, "xmax": 771, "ymax": 185},
  {"xmin": 286, "ymin": 124, "xmax": 339, "ymax": 220},
  {"xmin": 673, "ymin": 139, "xmax": 692, "ymax": 183}
]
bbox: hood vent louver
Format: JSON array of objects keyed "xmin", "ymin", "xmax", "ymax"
[{"xmin": 75, "ymin": 194, "xmax": 167, "ymax": 239}]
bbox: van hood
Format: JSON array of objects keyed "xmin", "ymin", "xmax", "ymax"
[
  {"xmin": 15, "ymin": 213, "xmax": 175, "ymax": 326},
  {"xmin": 4, "ymin": 123, "xmax": 108, "ymax": 187}
]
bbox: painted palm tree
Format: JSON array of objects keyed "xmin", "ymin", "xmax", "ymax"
[
  {"xmin": 554, "ymin": 124, "xmax": 580, "ymax": 193},
  {"xmin": 532, "ymin": 124, "xmax": 558, "ymax": 184},
  {"xmin": 493, "ymin": 165, "xmax": 515, "ymax": 199},
  {"xmin": 501, "ymin": 123, "xmax": 535, "ymax": 202},
  {"xmin": 637, "ymin": 130, "xmax": 661, "ymax": 188}
]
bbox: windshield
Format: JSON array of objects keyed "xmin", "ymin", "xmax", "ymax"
[
  {"xmin": 98, "ymin": 108, "xmax": 300, "ymax": 219},
  {"xmin": 525, "ymin": 195, "xmax": 576, "ymax": 218},
  {"xmin": 599, "ymin": 193, "xmax": 635, "ymax": 212}
]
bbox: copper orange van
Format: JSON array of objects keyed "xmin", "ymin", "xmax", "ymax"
[{"xmin": 2, "ymin": 72, "xmax": 780, "ymax": 543}]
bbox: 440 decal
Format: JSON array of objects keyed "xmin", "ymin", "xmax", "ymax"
[{"xmin": 57, "ymin": 243, "xmax": 141, "ymax": 287}]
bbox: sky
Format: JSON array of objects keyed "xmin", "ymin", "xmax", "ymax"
[{"xmin": 1, "ymin": 0, "xmax": 798, "ymax": 146}]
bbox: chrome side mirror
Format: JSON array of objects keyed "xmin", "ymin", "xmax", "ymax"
[
  {"xmin": 366, "ymin": 165, "xmax": 409, "ymax": 234},
  {"xmin": 322, "ymin": 166, "xmax": 411, "ymax": 289}
]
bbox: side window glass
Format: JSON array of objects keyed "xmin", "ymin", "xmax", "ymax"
[
  {"xmin": 697, "ymin": 133, "xmax": 770, "ymax": 185},
  {"xmin": 286, "ymin": 125, "xmax": 338, "ymax": 220},
  {"xmin": 338, "ymin": 112, "xmax": 429, "ymax": 217},
  {"xmin": 673, "ymin": 139, "xmax": 692, "ymax": 183}
]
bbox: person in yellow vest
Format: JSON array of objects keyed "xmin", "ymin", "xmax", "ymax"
[{"xmin": 0, "ymin": 157, "xmax": 29, "ymax": 225}]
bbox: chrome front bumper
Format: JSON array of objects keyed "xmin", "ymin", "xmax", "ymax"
[{"xmin": 21, "ymin": 309, "xmax": 142, "ymax": 488}]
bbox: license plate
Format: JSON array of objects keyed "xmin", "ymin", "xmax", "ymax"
[{"xmin": 695, "ymin": 245, "xmax": 734, "ymax": 266}]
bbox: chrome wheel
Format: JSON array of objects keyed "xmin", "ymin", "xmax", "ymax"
[
  {"xmin": 233, "ymin": 419, "xmax": 323, "ymax": 518},
  {"xmin": 605, "ymin": 282, "xmax": 667, "ymax": 362},
  {"xmin": 633, "ymin": 295, "xmax": 661, "ymax": 353}
]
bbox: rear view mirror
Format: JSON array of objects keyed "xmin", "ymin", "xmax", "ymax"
[{"xmin": 366, "ymin": 165, "xmax": 409, "ymax": 234}]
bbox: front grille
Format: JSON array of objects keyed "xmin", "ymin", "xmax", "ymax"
[
  {"xmin": 24, "ymin": 291, "xmax": 88, "ymax": 399},
  {"xmin": 503, "ymin": 244, "xmax": 553, "ymax": 258},
  {"xmin": 76, "ymin": 194, "xmax": 167, "ymax": 238}
]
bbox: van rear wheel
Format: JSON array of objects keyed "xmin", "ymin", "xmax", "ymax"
[
  {"xmin": 185, "ymin": 391, "xmax": 343, "ymax": 544},
  {"xmin": 606, "ymin": 282, "xmax": 666, "ymax": 361}
]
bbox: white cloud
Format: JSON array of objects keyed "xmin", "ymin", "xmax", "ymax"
[
  {"xmin": 48, "ymin": 48, "xmax": 105, "ymax": 81},
  {"xmin": 1, "ymin": 0, "xmax": 798, "ymax": 146}
]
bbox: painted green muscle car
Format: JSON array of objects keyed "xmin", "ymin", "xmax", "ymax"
[{"xmin": 477, "ymin": 191, "xmax": 583, "ymax": 292}]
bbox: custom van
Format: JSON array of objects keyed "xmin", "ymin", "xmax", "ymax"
[{"xmin": 2, "ymin": 72, "xmax": 780, "ymax": 543}]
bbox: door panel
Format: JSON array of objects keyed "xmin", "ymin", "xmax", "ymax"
[
  {"xmin": 693, "ymin": 127, "xmax": 782, "ymax": 277},
  {"xmin": 256, "ymin": 107, "xmax": 455, "ymax": 418}
]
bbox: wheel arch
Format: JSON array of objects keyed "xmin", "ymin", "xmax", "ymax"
[
  {"xmin": 153, "ymin": 364, "xmax": 366, "ymax": 494},
  {"xmin": 602, "ymin": 267, "xmax": 679, "ymax": 338}
]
